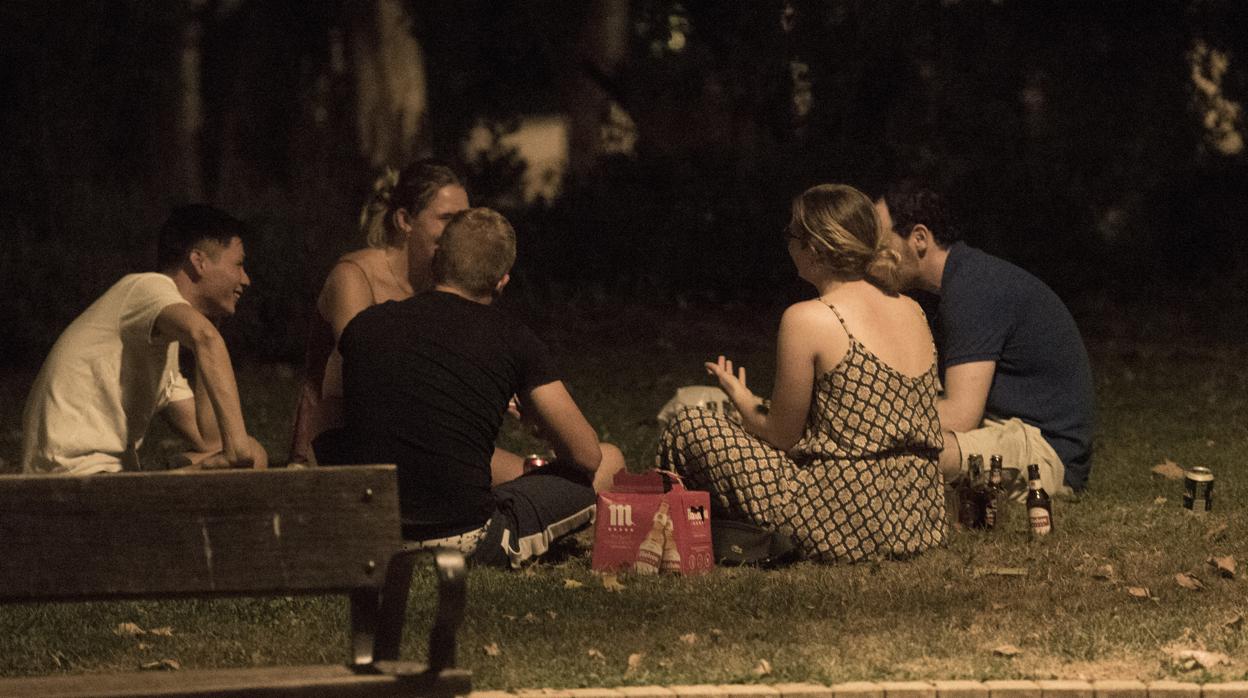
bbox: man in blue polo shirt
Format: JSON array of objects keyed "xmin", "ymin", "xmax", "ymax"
[{"xmin": 874, "ymin": 182, "xmax": 1094, "ymax": 496}]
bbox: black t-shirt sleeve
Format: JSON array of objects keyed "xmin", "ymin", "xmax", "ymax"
[
  {"xmin": 512, "ymin": 321, "xmax": 561, "ymax": 391},
  {"xmin": 941, "ymin": 280, "xmax": 1012, "ymax": 367}
]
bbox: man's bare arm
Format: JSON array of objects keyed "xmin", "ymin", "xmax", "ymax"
[
  {"xmin": 523, "ymin": 381, "xmax": 602, "ymax": 474},
  {"xmin": 938, "ymin": 360, "xmax": 996, "ymax": 432},
  {"xmin": 162, "ymin": 397, "xmax": 215, "ymax": 452},
  {"xmin": 154, "ymin": 303, "xmax": 265, "ymax": 468}
]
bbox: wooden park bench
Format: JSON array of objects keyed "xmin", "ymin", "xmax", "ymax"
[{"xmin": 0, "ymin": 465, "xmax": 471, "ymax": 697}]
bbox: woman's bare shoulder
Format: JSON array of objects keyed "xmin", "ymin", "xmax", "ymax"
[
  {"xmin": 782, "ymin": 297, "xmax": 832, "ymax": 323},
  {"xmin": 325, "ymin": 250, "xmax": 381, "ymax": 285},
  {"xmin": 781, "ymin": 298, "xmax": 845, "ymax": 341},
  {"xmin": 318, "ymin": 251, "xmax": 379, "ymax": 310},
  {"xmin": 336, "ymin": 247, "xmax": 384, "ymax": 268}
]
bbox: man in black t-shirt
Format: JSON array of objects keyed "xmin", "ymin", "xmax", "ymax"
[
  {"xmin": 336, "ymin": 208, "xmax": 624, "ymax": 567},
  {"xmin": 874, "ymin": 182, "xmax": 1094, "ymax": 496}
]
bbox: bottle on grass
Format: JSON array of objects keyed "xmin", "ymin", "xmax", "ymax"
[{"xmin": 1026, "ymin": 463, "xmax": 1052, "ymax": 537}]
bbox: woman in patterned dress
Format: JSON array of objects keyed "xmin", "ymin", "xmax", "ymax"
[{"xmin": 657, "ymin": 184, "xmax": 946, "ymax": 562}]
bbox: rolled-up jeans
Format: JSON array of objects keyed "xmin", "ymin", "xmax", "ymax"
[{"xmin": 952, "ymin": 416, "xmax": 1072, "ymax": 501}]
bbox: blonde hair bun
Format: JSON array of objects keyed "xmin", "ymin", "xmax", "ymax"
[
  {"xmin": 359, "ymin": 167, "xmax": 400, "ymax": 247},
  {"xmin": 865, "ymin": 245, "xmax": 904, "ymax": 294}
]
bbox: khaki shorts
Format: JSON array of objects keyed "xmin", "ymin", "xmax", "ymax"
[{"xmin": 953, "ymin": 417, "xmax": 1072, "ymax": 501}]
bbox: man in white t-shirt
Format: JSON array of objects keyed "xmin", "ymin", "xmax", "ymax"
[{"xmin": 21, "ymin": 205, "xmax": 268, "ymax": 474}]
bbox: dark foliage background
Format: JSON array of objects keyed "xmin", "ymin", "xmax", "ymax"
[{"xmin": 1, "ymin": 0, "xmax": 1246, "ymax": 365}]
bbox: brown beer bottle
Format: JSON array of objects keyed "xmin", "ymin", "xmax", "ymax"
[
  {"xmin": 985, "ymin": 455, "xmax": 1005, "ymax": 529},
  {"xmin": 1026, "ymin": 463, "xmax": 1052, "ymax": 537},
  {"xmin": 958, "ymin": 455, "xmax": 985, "ymax": 529},
  {"xmin": 634, "ymin": 501, "xmax": 670, "ymax": 575}
]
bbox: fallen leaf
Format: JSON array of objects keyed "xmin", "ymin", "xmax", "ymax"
[
  {"xmin": 587, "ymin": 648, "xmax": 606, "ymax": 661},
  {"xmin": 502, "ymin": 614, "xmax": 517, "ymax": 622},
  {"xmin": 136, "ymin": 642, "xmax": 150, "ymax": 650},
  {"xmin": 1223, "ymin": 613, "xmax": 1244, "ymax": 631},
  {"xmin": 48, "ymin": 651, "xmax": 66, "ymax": 669},
  {"xmin": 483, "ymin": 642, "xmax": 501, "ymax": 657},
  {"xmin": 563, "ymin": 579, "xmax": 584, "ymax": 589},
  {"xmin": 1151, "ymin": 459, "xmax": 1185, "ymax": 480},
  {"xmin": 546, "ymin": 610, "xmax": 558, "ymax": 620},
  {"xmin": 1092, "ymin": 564, "xmax": 1115, "ymax": 580},
  {"xmin": 1169, "ymin": 649, "xmax": 1230, "ymax": 670},
  {"xmin": 1207, "ymin": 556, "xmax": 1236, "ymax": 579},
  {"xmin": 1175, "ymin": 573, "xmax": 1205, "ymax": 591},
  {"xmin": 753, "ymin": 658, "xmax": 773, "ymax": 676},
  {"xmin": 974, "ymin": 567, "xmax": 1028, "ymax": 578},
  {"xmin": 522, "ymin": 612, "xmax": 538, "ymax": 623},
  {"xmin": 658, "ymin": 659, "xmax": 672, "ymax": 668},
  {"xmin": 139, "ymin": 659, "xmax": 180, "ymax": 671},
  {"xmin": 626, "ymin": 652, "xmax": 644, "ymax": 672},
  {"xmin": 1205, "ymin": 523, "xmax": 1228, "ymax": 542},
  {"xmin": 601, "ymin": 574, "xmax": 626, "ymax": 592},
  {"xmin": 1205, "ymin": 439, "xmax": 1216, "ymax": 447},
  {"xmin": 147, "ymin": 627, "xmax": 173, "ymax": 637},
  {"xmin": 992, "ymin": 644, "xmax": 1022, "ymax": 658},
  {"xmin": 1153, "ymin": 496, "xmax": 1168, "ymax": 505},
  {"xmin": 679, "ymin": 633, "xmax": 698, "ymax": 645},
  {"xmin": 114, "ymin": 622, "xmax": 145, "ymax": 637},
  {"xmin": 1126, "ymin": 586, "xmax": 1152, "ymax": 599},
  {"xmin": 990, "ymin": 602, "xmax": 1006, "ymax": 611}
]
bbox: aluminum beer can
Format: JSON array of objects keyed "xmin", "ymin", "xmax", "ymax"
[
  {"xmin": 523, "ymin": 454, "xmax": 549, "ymax": 473},
  {"xmin": 1183, "ymin": 466, "xmax": 1214, "ymax": 513}
]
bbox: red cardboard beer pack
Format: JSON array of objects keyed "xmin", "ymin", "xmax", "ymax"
[{"xmin": 592, "ymin": 470, "xmax": 714, "ymax": 575}]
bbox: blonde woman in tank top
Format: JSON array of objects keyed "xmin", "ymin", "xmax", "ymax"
[
  {"xmin": 657, "ymin": 184, "xmax": 946, "ymax": 562},
  {"xmin": 291, "ymin": 160, "xmax": 467, "ymax": 466}
]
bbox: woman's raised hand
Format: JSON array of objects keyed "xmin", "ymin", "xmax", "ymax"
[{"xmin": 705, "ymin": 355, "xmax": 752, "ymax": 406}]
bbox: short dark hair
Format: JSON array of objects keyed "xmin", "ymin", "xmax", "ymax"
[
  {"xmin": 881, "ymin": 179, "xmax": 961, "ymax": 248},
  {"xmin": 432, "ymin": 208, "xmax": 516, "ymax": 297},
  {"xmin": 156, "ymin": 204, "xmax": 247, "ymax": 271}
]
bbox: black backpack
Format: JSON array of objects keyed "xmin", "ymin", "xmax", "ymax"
[{"xmin": 711, "ymin": 520, "xmax": 799, "ymax": 567}]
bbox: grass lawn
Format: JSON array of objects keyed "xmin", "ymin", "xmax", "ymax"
[{"xmin": 0, "ymin": 296, "xmax": 1245, "ymax": 688}]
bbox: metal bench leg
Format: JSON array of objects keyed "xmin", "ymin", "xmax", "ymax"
[
  {"xmin": 370, "ymin": 546, "xmax": 467, "ymax": 672},
  {"xmin": 425, "ymin": 549, "xmax": 467, "ymax": 672},
  {"xmin": 349, "ymin": 587, "xmax": 381, "ymax": 667}
]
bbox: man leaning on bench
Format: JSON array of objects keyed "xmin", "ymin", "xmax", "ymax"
[
  {"xmin": 8, "ymin": 205, "xmax": 471, "ymax": 696},
  {"xmin": 21, "ymin": 204, "xmax": 266, "ymax": 474}
]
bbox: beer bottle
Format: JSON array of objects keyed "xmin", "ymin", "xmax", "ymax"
[
  {"xmin": 634, "ymin": 501, "xmax": 670, "ymax": 575},
  {"xmin": 984, "ymin": 455, "xmax": 1005, "ymax": 529},
  {"xmin": 660, "ymin": 514, "xmax": 682, "ymax": 574},
  {"xmin": 1026, "ymin": 464, "xmax": 1052, "ymax": 537},
  {"xmin": 958, "ymin": 455, "xmax": 985, "ymax": 529}
]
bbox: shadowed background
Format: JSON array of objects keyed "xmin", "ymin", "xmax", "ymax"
[{"xmin": 1, "ymin": 0, "xmax": 1246, "ymax": 365}]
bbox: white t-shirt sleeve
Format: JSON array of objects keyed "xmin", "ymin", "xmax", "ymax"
[
  {"xmin": 161, "ymin": 349, "xmax": 195, "ymax": 408},
  {"xmin": 124, "ymin": 275, "xmax": 195, "ymax": 410},
  {"xmin": 120, "ymin": 274, "xmax": 190, "ymax": 345}
]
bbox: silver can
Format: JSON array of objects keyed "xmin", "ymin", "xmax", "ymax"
[{"xmin": 1183, "ymin": 466, "xmax": 1215, "ymax": 513}]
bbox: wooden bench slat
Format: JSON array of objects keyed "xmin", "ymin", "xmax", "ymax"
[
  {"xmin": 0, "ymin": 465, "xmax": 471, "ymax": 695},
  {"xmin": 0, "ymin": 467, "xmax": 403, "ymax": 601},
  {"xmin": 0, "ymin": 661, "xmax": 471, "ymax": 697}
]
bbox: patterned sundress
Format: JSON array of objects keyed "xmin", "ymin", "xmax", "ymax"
[{"xmin": 656, "ymin": 303, "xmax": 946, "ymax": 562}]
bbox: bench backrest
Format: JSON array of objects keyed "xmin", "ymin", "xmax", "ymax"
[{"xmin": 0, "ymin": 465, "xmax": 403, "ymax": 603}]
